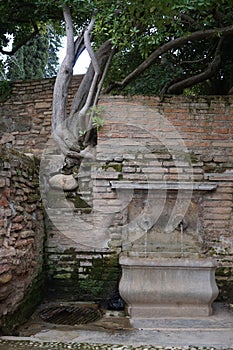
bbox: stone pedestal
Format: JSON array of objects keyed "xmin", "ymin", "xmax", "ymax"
[{"xmin": 119, "ymin": 253, "xmax": 219, "ymax": 327}]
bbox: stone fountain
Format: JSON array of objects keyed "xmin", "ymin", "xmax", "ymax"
[{"xmin": 111, "ymin": 181, "xmax": 219, "ymax": 327}]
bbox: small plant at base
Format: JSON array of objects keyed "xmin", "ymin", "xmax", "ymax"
[
  {"xmin": 79, "ymin": 130, "xmax": 86, "ymax": 137},
  {"xmin": 92, "ymin": 114, "xmax": 105, "ymax": 131},
  {"xmin": 89, "ymin": 106, "xmax": 105, "ymax": 131},
  {"xmin": 15, "ymin": 167, "xmax": 21, "ymax": 176},
  {"xmin": 79, "ymin": 106, "xmax": 105, "ymax": 137}
]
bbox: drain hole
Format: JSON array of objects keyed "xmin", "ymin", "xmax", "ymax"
[{"xmin": 39, "ymin": 304, "xmax": 102, "ymax": 325}]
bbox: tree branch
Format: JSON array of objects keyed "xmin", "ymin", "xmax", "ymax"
[
  {"xmin": 180, "ymin": 57, "xmax": 207, "ymax": 66},
  {"xmin": 78, "ymin": 16, "xmax": 100, "ymax": 119},
  {"xmin": 68, "ymin": 40, "xmax": 112, "ymax": 136},
  {"xmin": 63, "ymin": 5, "xmax": 75, "ymax": 63},
  {"xmin": 73, "ymin": 33, "xmax": 85, "ymax": 66},
  {"xmin": 104, "ymin": 24, "xmax": 233, "ymax": 93},
  {"xmin": 179, "ymin": 39, "xmax": 219, "ymax": 66},
  {"xmin": 52, "ymin": 4, "xmax": 75, "ymax": 132},
  {"xmin": 180, "ymin": 13, "xmax": 202, "ymax": 30},
  {"xmin": 166, "ymin": 37, "xmax": 224, "ymax": 94},
  {"xmin": 52, "ymin": 8, "xmax": 113, "ymax": 158},
  {"xmin": 84, "ymin": 47, "xmax": 115, "ymax": 144}
]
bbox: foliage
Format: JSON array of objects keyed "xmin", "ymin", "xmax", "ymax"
[
  {"xmin": 90, "ymin": 106, "xmax": 105, "ymax": 131},
  {"xmin": 7, "ymin": 34, "xmax": 49, "ymax": 80},
  {"xmin": 1, "ymin": 0, "xmax": 233, "ymax": 94},
  {"xmin": 0, "ymin": 80, "xmax": 12, "ymax": 102},
  {"xmin": 93, "ymin": 0, "xmax": 177, "ymax": 52},
  {"xmin": 45, "ymin": 26, "xmax": 62, "ymax": 78},
  {"xmin": 0, "ymin": 59, "xmax": 7, "ymax": 80},
  {"xmin": 3, "ymin": 25, "xmax": 62, "ymax": 80},
  {"xmin": 97, "ymin": 0, "xmax": 233, "ymax": 95},
  {"xmin": 0, "ymin": 0, "xmax": 91, "ymax": 54},
  {"xmin": 92, "ymin": 114, "xmax": 105, "ymax": 131},
  {"xmin": 105, "ymin": 47, "xmax": 179, "ymax": 96},
  {"xmin": 79, "ymin": 106, "xmax": 105, "ymax": 137}
]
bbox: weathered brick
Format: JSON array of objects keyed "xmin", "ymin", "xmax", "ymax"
[
  {"xmin": 204, "ymin": 207, "xmax": 232, "ymax": 214},
  {"xmin": 207, "ymin": 193, "xmax": 232, "ymax": 201},
  {"xmin": 202, "ymin": 200, "xmax": 232, "ymax": 207},
  {"xmin": 0, "ymin": 178, "xmax": 5, "ymax": 187},
  {"xmin": 0, "ymin": 196, "xmax": 8, "ymax": 207},
  {"xmin": 35, "ymin": 102, "xmax": 51, "ymax": 109},
  {"xmin": 12, "ymin": 215, "xmax": 24, "ymax": 223},
  {"xmin": 11, "ymin": 223, "xmax": 23, "ymax": 231}
]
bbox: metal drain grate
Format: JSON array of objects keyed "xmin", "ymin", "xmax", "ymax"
[{"xmin": 39, "ymin": 304, "xmax": 102, "ymax": 325}]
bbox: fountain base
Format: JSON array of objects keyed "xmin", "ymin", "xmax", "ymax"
[{"xmin": 119, "ymin": 253, "xmax": 219, "ymax": 325}]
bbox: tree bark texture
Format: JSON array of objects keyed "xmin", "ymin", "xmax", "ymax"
[{"xmin": 52, "ymin": 5, "xmax": 113, "ymax": 158}]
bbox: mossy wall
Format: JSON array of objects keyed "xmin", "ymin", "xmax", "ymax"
[{"xmin": 45, "ymin": 245, "xmax": 120, "ymax": 302}]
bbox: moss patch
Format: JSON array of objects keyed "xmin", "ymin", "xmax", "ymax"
[
  {"xmin": 216, "ymin": 266, "xmax": 233, "ymax": 302},
  {"xmin": 46, "ymin": 251, "xmax": 120, "ymax": 302},
  {"xmin": 102, "ymin": 163, "xmax": 123, "ymax": 172},
  {"xmin": 78, "ymin": 255, "xmax": 120, "ymax": 300},
  {"xmin": 73, "ymin": 195, "xmax": 91, "ymax": 211},
  {"xmin": 0, "ymin": 273, "xmax": 45, "ymax": 335}
]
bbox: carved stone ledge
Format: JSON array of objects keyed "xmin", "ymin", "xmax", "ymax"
[{"xmin": 110, "ymin": 181, "xmax": 217, "ymax": 191}]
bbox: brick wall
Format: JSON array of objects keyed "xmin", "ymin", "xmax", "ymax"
[
  {"xmin": 0, "ymin": 79, "xmax": 233, "ymax": 302},
  {"xmin": 0, "ymin": 146, "xmax": 45, "ymax": 332},
  {"xmin": 95, "ymin": 95, "xmax": 233, "ymax": 300},
  {"xmin": 0, "ymin": 76, "xmax": 83, "ymax": 156}
]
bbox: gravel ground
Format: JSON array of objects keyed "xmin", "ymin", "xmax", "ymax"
[{"xmin": 0, "ymin": 340, "xmax": 232, "ymax": 350}]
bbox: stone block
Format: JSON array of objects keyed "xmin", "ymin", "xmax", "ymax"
[
  {"xmin": 35, "ymin": 102, "xmax": 51, "ymax": 109},
  {"xmin": 0, "ymin": 284, "xmax": 12, "ymax": 300},
  {"xmin": 119, "ymin": 253, "xmax": 219, "ymax": 327},
  {"xmin": 0, "ymin": 272, "xmax": 12, "ymax": 285},
  {"xmin": 0, "ymin": 178, "xmax": 5, "ymax": 187},
  {"xmin": 49, "ymin": 174, "xmax": 79, "ymax": 190}
]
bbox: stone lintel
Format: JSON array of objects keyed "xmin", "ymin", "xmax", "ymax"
[{"xmin": 110, "ymin": 181, "xmax": 217, "ymax": 191}]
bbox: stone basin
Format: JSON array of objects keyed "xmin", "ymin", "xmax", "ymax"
[{"xmin": 119, "ymin": 252, "xmax": 219, "ymax": 326}]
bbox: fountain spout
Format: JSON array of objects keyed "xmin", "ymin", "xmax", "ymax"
[{"xmin": 179, "ymin": 220, "xmax": 184, "ymax": 257}]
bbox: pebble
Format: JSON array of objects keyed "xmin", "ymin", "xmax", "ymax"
[{"xmin": 0, "ymin": 341, "xmax": 231, "ymax": 350}]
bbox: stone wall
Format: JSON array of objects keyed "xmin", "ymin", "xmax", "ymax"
[
  {"xmin": 95, "ymin": 95, "xmax": 233, "ymax": 301},
  {"xmin": 0, "ymin": 76, "xmax": 121, "ymax": 306},
  {"xmin": 0, "ymin": 146, "xmax": 45, "ymax": 333},
  {"xmin": 0, "ymin": 78, "xmax": 233, "ymax": 304},
  {"xmin": 0, "ymin": 76, "xmax": 83, "ymax": 156},
  {"xmin": 41, "ymin": 157, "xmax": 121, "ymax": 303}
]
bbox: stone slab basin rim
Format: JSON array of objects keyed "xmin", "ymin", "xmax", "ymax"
[{"xmin": 119, "ymin": 253, "xmax": 217, "ymax": 268}]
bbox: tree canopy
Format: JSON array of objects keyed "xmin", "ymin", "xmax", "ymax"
[
  {"xmin": 6, "ymin": 27, "xmax": 62, "ymax": 80},
  {"xmin": 1, "ymin": 0, "xmax": 233, "ymax": 94},
  {"xmin": 98, "ymin": 0, "xmax": 233, "ymax": 95}
]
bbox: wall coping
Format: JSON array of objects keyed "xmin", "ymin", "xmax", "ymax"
[{"xmin": 110, "ymin": 181, "xmax": 218, "ymax": 191}]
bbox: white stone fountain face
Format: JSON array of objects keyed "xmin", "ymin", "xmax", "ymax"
[
  {"xmin": 124, "ymin": 189, "xmax": 202, "ymax": 257},
  {"xmin": 117, "ymin": 185, "xmax": 219, "ymax": 323}
]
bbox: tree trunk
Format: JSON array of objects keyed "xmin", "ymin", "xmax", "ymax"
[
  {"xmin": 68, "ymin": 40, "xmax": 112, "ymax": 136},
  {"xmin": 51, "ymin": 5, "xmax": 113, "ymax": 159}
]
